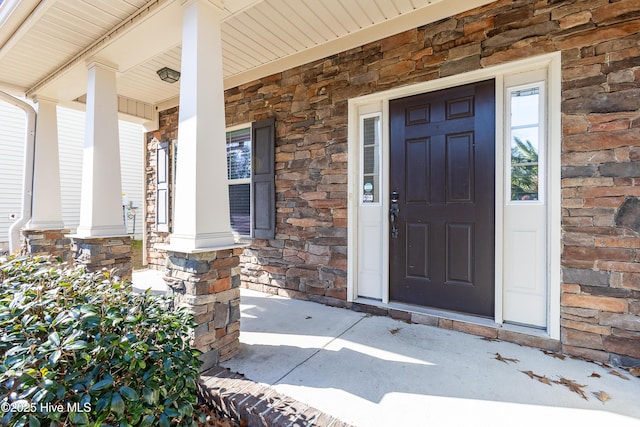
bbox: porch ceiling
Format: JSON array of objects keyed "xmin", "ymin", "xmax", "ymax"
[{"xmin": 0, "ymin": 0, "xmax": 494, "ymax": 111}]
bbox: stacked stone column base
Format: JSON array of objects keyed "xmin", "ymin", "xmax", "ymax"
[
  {"xmin": 71, "ymin": 236, "xmax": 133, "ymax": 281},
  {"xmin": 164, "ymin": 248, "xmax": 242, "ymax": 371},
  {"xmin": 21, "ymin": 229, "xmax": 71, "ymax": 262}
]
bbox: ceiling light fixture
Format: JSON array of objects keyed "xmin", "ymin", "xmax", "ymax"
[{"xmin": 156, "ymin": 67, "xmax": 181, "ymax": 83}]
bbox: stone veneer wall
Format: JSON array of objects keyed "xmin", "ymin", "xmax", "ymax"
[
  {"xmin": 21, "ymin": 229, "xmax": 71, "ymax": 262},
  {"xmin": 71, "ymin": 236, "xmax": 133, "ymax": 281},
  {"xmin": 146, "ymin": 0, "xmax": 640, "ymax": 365}
]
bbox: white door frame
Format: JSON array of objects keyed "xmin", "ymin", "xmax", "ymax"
[{"xmin": 347, "ymin": 52, "xmax": 561, "ymax": 339}]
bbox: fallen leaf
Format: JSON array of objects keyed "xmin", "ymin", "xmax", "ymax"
[
  {"xmin": 537, "ymin": 375, "xmax": 552, "ymax": 386},
  {"xmin": 521, "ymin": 370, "xmax": 535, "ymax": 379},
  {"xmin": 481, "ymin": 336, "xmax": 499, "ymax": 342},
  {"xmin": 389, "ymin": 328, "xmax": 401, "ymax": 335},
  {"xmin": 590, "ymin": 372, "xmax": 601, "ymax": 378},
  {"xmin": 494, "ymin": 353, "xmax": 519, "ymax": 364},
  {"xmin": 554, "ymin": 377, "xmax": 588, "ymax": 400},
  {"xmin": 520, "ymin": 370, "xmax": 551, "ymax": 385},
  {"xmin": 197, "ymin": 404, "xmax": 242, "ymax": 426},
  {"xmin": 542, "ymin": 350, "xmax": 566, "ymax": 360},
  {"xmin": 630, "ymin": 367, "xmax": 640, "ymax": 377},
  {"xmin": 593, "ymin": 391, "xmax": 610, "ymax": 404},
  {"xmin": 598, "ymin": 361, "xmax": 612, "ymax": 369},
  {"xmin": 609, "ymin": 370, "xmax": 629, "ymax": 380}
]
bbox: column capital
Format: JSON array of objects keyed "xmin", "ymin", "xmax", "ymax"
[
  {"xmin": 32, "ymin": 95, "xmax": 58, "ymax": 105},
  {"xmin": 86, "ymin": 59, "xmax": 119, "ymax": 72},
  {"xmin": 181, "ymin": 0, "xmax": 224, "ymax": 13}
]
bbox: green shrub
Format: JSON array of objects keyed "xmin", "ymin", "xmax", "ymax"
[{"xmin": 0, "ymin": 257, "xmax": 204, "ymax": 426}]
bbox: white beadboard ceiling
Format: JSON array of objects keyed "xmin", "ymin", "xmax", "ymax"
[{"xmin": 0, "ymin": 0, "xmax": 494, "ymax": 110}]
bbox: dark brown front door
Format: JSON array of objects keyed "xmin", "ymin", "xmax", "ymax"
[{"xmin": 389, "ymin": 80, "xmax": 495, "ymax": 317}]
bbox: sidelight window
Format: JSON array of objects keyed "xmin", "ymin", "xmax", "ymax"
[
  {"xmin": 508, "ymin": 83, "xmax": 544, "ymax": 202},
  {"xmin": 361, "ymin": 113, "xmax": 381, "ymax": 204}
]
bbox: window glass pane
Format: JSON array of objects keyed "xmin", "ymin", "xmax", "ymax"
[
  {"xmin": 229, "ymin": 184, "xmax": 251, "ymax": 235},
  {"xmin": 511, "ymin": 164, "xmax": 538, "ymax": 201},
  {"xmin": 511, "ymin": 87, "xmax": 539, "ymax": 127},
  {"xmin": 510, "ymin": 87, "xmax": 540, "ymax": 201},
  {"xmin": 226, "ymin": 126, "xmax": 251, "ymax": 236},
  {"xmin": 362, "ymin": 115, "xmax": 380, "ymax": 203},
  {"xmin": 511, "ymin": 128, "xmax": 538, "ymax": 160},
  {"xmin": 363, "ymin": 146, "xmax": 376, "ymax": 175},
  {"xmin": 363, "ymin": 117, "xmax": 377, "ymax": 144},
  {"xmin": 227, "ymin": 128, "xmax": 251, "ymax": 180}
]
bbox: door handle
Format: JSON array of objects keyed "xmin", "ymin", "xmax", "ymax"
[{"xmin": 390, "ymin": 191, "xmax": 399, "ymax": 239}]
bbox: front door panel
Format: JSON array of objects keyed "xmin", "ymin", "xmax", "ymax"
[{"xmin": 389, "ymin": 80, "xmax": 496, "ymax": 317}]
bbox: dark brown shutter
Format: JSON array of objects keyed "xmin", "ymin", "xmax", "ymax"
[
  {"xmin": 156, "ymin": 141, "xmax": 169, "ymax": 232},
  {"xmin": 252, "ymin": 117, "xmax": 275, "ymax": 239}
]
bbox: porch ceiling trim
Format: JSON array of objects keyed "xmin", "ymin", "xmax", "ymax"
[
  {"xmin": 1, "ymin": 0, "xmax": 497, "ymax": 109},
  {"xmin": 223, "ymin": 0, "xmax": 496, "ymax": 90},
  {"xmin": 24, "ymin": 0, "xmax": 172, "ymax": 98}
]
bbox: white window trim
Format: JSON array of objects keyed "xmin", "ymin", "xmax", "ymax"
[
  {"xmin": 226, "ymin": 122, "xmax": 253, "ymax": 133},
  {"xmin": 347, "ymin": 52, "xmax": 561, "ymax": 339}
]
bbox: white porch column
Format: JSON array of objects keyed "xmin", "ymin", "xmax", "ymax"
[
  {"xmin": 27, "ymin": 97, "xmax": 64, "ymax": 230},
  {"xmin": 76, "ymin": 61, "xmax": 126, "ymax": 237},
  {"xmin": 170, "ymin": 0, "xmax": 234, "ymax": 251}
]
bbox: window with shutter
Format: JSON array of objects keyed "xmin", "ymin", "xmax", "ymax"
[
  {"xmin": 163, "ymin": 119, "xmax": 275, "ymax": 239},
  {"xmin": 156, "ymin": 141, "xmax": 169, "ymax": 232}
]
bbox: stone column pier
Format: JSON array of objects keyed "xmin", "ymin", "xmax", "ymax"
[
  {"xmin": 21, "ymin": 229, "xmax": 71, "ymax": 262},
  {"xmin": 160, "ymin": 0, "xmax": 245, "ymax": 372},
  {"xmin": 164, "ymin": 248, "xmax": 242, "ymax": 371},
  {"xmin": 71, "ymin": 236, "xmax": 133, "ymax": 281}
]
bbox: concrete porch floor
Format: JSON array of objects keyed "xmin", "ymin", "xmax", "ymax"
[{"xmin": 132, "ymin": 271, "xmax": 640, "ymax": 426}]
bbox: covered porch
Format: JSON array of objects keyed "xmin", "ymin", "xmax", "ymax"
[
  {"xmin": 129, "ymin": 271, "xmax": 640, "ymax": 425},
  {"xmin": 3, "ymin": 0, "xmax": 640, "ymax": 413},
  {"xmin": 1, "ymin": 0, "xmax": 514, "ymax": 369},
  {"xmin": 220, "ymin": 289, "xmax": 640, "ymax": 426}
]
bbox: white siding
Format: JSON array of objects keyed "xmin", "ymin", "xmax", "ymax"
[
  {"xmin": 56, "ymin": 107, "xmax": 145, "ymax": 237},
  {"xmin": 0, "ymin": 102, "xmax": 144, "ymax": 250},
  {"xmin": 57, "ymin": 107, "xmax": 85, "ymax": 234},
  {"xmin": 0, "ymin": 102, "xmax": 27, "ymax": 252},
  {"xmin": 119, "ymin": 118, "xmax": 144, "ymax": 237}
]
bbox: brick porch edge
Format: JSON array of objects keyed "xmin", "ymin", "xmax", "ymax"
[{"xmin": 199, "ymin": 367, "xmax": 353, "ymax": 427}]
